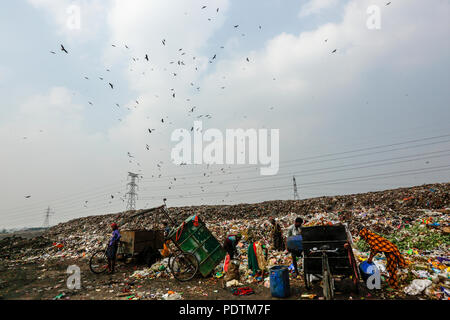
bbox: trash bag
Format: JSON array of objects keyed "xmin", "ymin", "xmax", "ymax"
[
  {"xmin": 404, "ymin": 279, "xmax": 432, "ymax": 295},
  {"xmin": 224, "ymin": 259, "xmax": 240, "ymax": 282}
]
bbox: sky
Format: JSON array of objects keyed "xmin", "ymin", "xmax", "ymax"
[{"xmin": 0, "ymin": 0, "xmax": 449, "ymax": 229}]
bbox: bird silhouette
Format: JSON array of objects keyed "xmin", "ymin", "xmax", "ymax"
[
  {"xmin": 61, "ymin": 44, "xmax": 68, "ymax": 53},
  {"xmin": 109, "ymin": 83, "xmax": 114, "ymax": 89}
]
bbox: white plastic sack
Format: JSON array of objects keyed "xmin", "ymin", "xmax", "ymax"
[{"xmin": 404, "ymin": 279, "xmax": 432, "ymax": 296}]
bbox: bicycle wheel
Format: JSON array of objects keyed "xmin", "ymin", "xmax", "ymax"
[
  {"xmin": 170, "ymin": 252, "xmax": 199, "ymax": 282},
  {"xmin": 89, "ymin": 250, "xmax": 109, "ymax": 274}
]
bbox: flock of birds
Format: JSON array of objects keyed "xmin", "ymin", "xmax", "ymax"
[{"xmin": 23, "ymin": 3, "xmax": 395, "ymax": 207}]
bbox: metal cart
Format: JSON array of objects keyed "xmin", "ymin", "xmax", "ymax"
[{"xmin": 301, "ymin": 225, "xmax": 360, "ymax": 300}]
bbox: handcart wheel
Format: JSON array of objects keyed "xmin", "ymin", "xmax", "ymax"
[
  {"xmin": 323, "ymin": 270, "xmax": 334, "ymax": 300},
  {"xmin": 170, "ymin": 252, "xmax": 199, "ymax": 282},
  {"xmin": 322, "ymin": 253, "xmax": 334, "ymax": 300},
  {"xmin": 89, "ymin": 250, "xmax": 109, "ymax": 274}
]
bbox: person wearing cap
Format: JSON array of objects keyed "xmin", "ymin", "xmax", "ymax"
[
  {"xmin": 269, "ymin": 217, "xmax": 285, "ymax": 251},
  {"xmin": 106, "ymin": 223, "xmax": 121, "ymax": 274}
]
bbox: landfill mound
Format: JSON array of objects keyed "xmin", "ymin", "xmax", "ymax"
[
  {"xmin": 1, "ymin": 183, "xmax": 449, "ymax": 300},
  {"xmin": 2, "ymin": 182, "xmax": 447, "ymax": 262}
]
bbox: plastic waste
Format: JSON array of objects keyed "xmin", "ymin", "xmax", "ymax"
[{"xmin": 404, "ymin": 279, "xmax": 432, "ymax": 295}]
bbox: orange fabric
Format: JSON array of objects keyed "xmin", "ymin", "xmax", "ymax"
[
  {"xmin": 360, "ymin": 228, "xmax": 407, "ymax": 288},
  {"xmin": 224, "ymin": 254, "xmax": 231, "ymax": 272},
  {"xmin": 161, "ymin": 241, "xmax": 171, "ymax": 257},
  {"xmin": 193, "ymin": 215, "xmax": 199, "ymax": 227}
]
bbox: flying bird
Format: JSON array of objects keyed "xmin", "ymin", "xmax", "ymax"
[
  {"xmin": 145, "ymin": 54, "xmax": 149, "ymax": 61},
  {"xmin": 60, "ymin": 44, "xmax": 68, "ymax": 53},
  {"xmin": 50, "ymin": 51, "xmax": 56, "ymax": 54},
  {"xmin": 25, "ymin": 195, "xmax": 31, "ymax": 199},
  {"xmin": 201, "ymin": 6, "xmax": 207, "ymax": 9},
  {"xmin": 109, "ymin": 83, "xmax": 114, "ymax": 89},
  {"xmin": 332, "ymin": 49, "xmax": 337, "ymax": 53},
  {"xmin": 246, "ymin": 57, "xmax": 250, "ymax": 62},
  {"xmin": 162, "ymin": 39, "xmax": 166, "ymax": 46}
]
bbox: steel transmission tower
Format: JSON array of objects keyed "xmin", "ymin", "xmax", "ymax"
[
  {"xmin": 293, "ymin": 176, "xmax": 299, "ymax": 200},
  {"xmin": 43, "ymin": 206, "xmax": 53, "ymax": 228},
  {"xmin": 126, "ymin": 172, "xmax": 139, "ymax": 211}
]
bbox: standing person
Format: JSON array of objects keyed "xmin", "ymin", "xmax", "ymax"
[
  {"xmin": 286, "ymin": 217, "xmax": 303, "ymax": 276},
  {"xmin": 223, "ymin": 233, "xmax": 242, "ymax": 260},
  {"xmin": 359, "ymin": 228, "xmax": 407, "ymax": 288},
  {"xmin": 269, "ymin": 217, "xmax": 285, "ymax": 251},
  {"xmin": 106, "ymin": 223, "xmax": 121, "ymax": 274}
]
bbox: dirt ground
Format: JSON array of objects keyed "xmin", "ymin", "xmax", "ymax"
[{"xmin": 0, "ymin": 256, "xmax": 410, "ymax": 300}]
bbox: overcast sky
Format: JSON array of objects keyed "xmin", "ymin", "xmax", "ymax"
[{"xmin": 1, "ymin": 0, "xmax": 449, "ymax": 229}]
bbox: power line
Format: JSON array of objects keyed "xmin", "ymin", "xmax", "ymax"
[{"xmin": 139, "ymin": 165, "xmax": 450, "ymax": 200}]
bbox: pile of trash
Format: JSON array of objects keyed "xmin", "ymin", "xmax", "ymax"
[{"xmin": 2, "ymin": 183, "xmax": 449, "ymax": 299}]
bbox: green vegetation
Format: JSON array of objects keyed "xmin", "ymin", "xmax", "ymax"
[
  {"xmin": 384, "ymin": 223, "xmax": 450, "ymax": 251},
  {"xmin": 356, "ymin": 223, "xmax": 450, "ymax": 252}
]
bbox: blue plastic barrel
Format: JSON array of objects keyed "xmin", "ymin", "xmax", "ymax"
[
  {"xmin": 359, "ymin": 261, "xmax": 377, "ymax": 282},
  {"xmin": 286, "ymin": 235, "xmax": 303, "ymax": 252},
  {"xmin": 270, "ymin": 266, "xmax": 290, "ymax": 298}
]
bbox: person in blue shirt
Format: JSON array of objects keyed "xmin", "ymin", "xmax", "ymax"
[{"xmin": 106, "ymin": 223, "xmax": 121, "ymax": 274}]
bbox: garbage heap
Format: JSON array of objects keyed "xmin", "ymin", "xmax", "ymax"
[{"xmin": 1, "ymin": 183, "xmax": 448, "ymax": 299}]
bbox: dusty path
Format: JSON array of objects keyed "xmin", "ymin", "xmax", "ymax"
[{"xmin": 0, "ymin": 257, "xmax": 401, "ymax": 300}]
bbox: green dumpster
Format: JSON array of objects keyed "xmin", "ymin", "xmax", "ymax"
[{"xmin": 169, "ymin": 215, "xmax": 226, "ymax": 277}]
